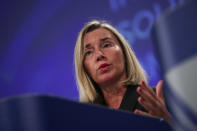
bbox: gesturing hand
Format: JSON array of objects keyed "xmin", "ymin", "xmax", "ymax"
[{"xmin": 134, "ymin": 80, "xmax": 171, "ymax": 122}]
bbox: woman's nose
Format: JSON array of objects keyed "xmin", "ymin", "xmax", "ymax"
[{"xmin": 95, "ymin": 50, "xmax": 105, "ymax": 62}]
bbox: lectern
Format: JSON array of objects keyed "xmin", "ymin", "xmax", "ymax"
[{"xmin": 0, "ymin": 94, "xmax": 172, "ymax": 131}]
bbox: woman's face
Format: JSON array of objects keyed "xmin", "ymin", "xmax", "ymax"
[{"xmin": 83, "ymin": 28, "xmax": 126, "ymax": 86}]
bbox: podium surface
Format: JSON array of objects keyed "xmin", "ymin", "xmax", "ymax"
[{"xmin": 0, "ymin": 94, "xmax": 172, "ymax": 131}]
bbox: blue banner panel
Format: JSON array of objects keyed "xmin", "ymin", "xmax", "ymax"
[{"xmin": 0, "ymin": 0, "xmax": 183, "ymax": 100}]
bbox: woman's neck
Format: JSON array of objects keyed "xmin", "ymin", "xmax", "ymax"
[
  {"xmin": 98, "ymin": 69, "xmax": 127, "ymax": 109},
  {"xmin": 100, "ymin": 82, "xmax": 127, "ymax": 109}
]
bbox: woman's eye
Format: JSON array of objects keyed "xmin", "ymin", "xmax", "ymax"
[
  {"xmin": 104, "ymin": 43, "xmax": 111, "ymax": 48},
  {"xmin": 85, "ymin": 51, "xmax": 92, "ymax": 56}
]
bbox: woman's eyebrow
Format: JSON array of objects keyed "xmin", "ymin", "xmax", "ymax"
[
  {"xmin": 100, "ymin": 37, "xmax": 113, "ymax": 42},
  {"xmin": 84, "ymin": 43, "xmax": 92, "ymax": 49},
  {"xmin": 84, "ymin": 37, "xmax": 113, "ymax": 50}
]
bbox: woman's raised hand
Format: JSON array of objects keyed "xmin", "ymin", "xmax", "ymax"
[{"xmin": 134, "ymin": 80, "xmax": 171, "ymax": 122}]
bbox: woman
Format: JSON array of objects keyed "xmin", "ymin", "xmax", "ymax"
[{"xmin": 74, "ymin": 20, "xmax": 170, "ymax": 122}]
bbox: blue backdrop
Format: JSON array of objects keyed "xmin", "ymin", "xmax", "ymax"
[{"xmin": 0, "ymin": 0, "xmax": 184, "ymax": 100}]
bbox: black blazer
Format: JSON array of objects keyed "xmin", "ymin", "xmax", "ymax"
[
  {"xmin": 93, "ymin": 85, "xmax": 147, "ymax": 113},
  {"xmin": 119, "ymin": 85, "xmax": 147, "ymax": 112}
]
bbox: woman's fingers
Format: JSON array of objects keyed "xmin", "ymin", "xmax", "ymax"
[
  {"xmin": 137, "ymin": 96, "xmax": 157, "ymax": 113},
  {"xmin": 134, "ymin": 109, "xmax": 152, "ymax": 117},
  {"xmin": 156, "ymin": 80, "xmax": 164, "ymax": 100},
  {"xmin": 134, "ymin": 109, "xmax": 161, "ymax": 120},
  {"xmin": 137, "ymin": 81, "xmax": 161, "ymax": 112},
  {"xmin": 136, "ymin": 80, "xmax": 171, "ymax": 122},
  {"xmin": 141, "ymin": 81, "xmax": 157, "ymax": 99},
  {"xmin": 137, "ymin": 87, "xmax": 158, "ymax": 111}
]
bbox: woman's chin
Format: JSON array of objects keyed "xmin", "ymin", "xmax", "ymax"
[{"xmin": 96, "ymin": 73, "xmax": 115, "ymax": 85}]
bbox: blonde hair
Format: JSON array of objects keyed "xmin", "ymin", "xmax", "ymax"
[{"xmin": 74, "ymin": 20, "xmax": 147, "ymax": 103}]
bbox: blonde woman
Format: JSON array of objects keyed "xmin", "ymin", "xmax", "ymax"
[{"xmin": 74, "ymin": 20, "xmax": 170, "ymax": 122}]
